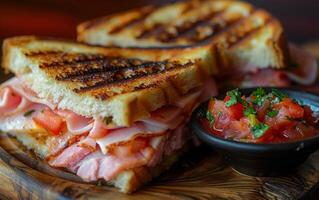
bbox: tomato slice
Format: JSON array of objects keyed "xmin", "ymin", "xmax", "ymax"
[
  {"xmin": 274, "ymin": 98, "xmax": 304, "ymax": 119},
  {"xmin": 303, "ymin": 105, "xmax": 316, "ymax": 125},
  {"xmin": 223, "ymin": 95, "xmax": 244, "ymax": 120},
  {"xmin": 33, "ymin": 108, "xmax": 64, "ymax": 135}
]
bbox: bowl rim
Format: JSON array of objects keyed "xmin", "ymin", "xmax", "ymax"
[{"xmin": 190, "ymin": 87, "xmax": 319, "ymax": 152}]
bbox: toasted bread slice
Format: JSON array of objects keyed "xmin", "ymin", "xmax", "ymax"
[
  {"xmin": 77, "ymin": 0, "xmax": 289, "ymax": 70},
  {"xmin": 2, "ymin": 36, "xmax": 210, "ymax": 126}
]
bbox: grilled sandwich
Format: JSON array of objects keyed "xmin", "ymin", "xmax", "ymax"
[
  {"xmin": 0, "ymin": 36, "xmax": 218, "ymax": 193},
  {"xmin": 78, "ymin": 0, "xmax": 289, "ymax": 71},
  {"xmin": 77, "ymin": 0, "xmax": 317, "ymax": 87}
]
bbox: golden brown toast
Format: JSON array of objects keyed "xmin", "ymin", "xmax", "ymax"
[
  {"xmin": 77, "ymin": 0, "xmax": 289, "ymax": 70},
  {"xmin": 2, "ymin": 36, "xmax": 210, "ymax": 126}
]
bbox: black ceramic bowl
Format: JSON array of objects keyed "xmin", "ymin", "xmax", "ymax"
[{"xmin": 191, "ymin": 88, "xmax": 319, "ymax": 176}]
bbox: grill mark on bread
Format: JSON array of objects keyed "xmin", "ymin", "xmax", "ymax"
[
  {"xmin": 227, "ymin": 14, "xmax": 272, "ymax": 48},
  {"xmin": 52, "ymin": 59, "xmax": 169, "ymax": 81},
  {"xmin": 73, "ymin": 62, "xmax": 193, "ymax": 94},
  {"xmin": 158, "ymin": 10, "xmax": 226, "ymax": 43},
  {"xmin": 135, "ymin": 4, "xmax": 254, "ymax": 44},
  {"xmin": 108, "ymin": 7, "xmax": 154, "ymax": 34},
  {"xmin": 29, "ymin": 51, "xmax": 195, "ymax": 99},
  {"xmin": 136, "ymin": 9, "xmax": 227, "ymax": 42}
]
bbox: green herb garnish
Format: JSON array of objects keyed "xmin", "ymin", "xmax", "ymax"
[
  {"xmin": 251, "ymin": 88, "xmax": 267, "ymax": 106},
  {"xmin": 23, "ymin": 109, "xmax": 35, "ymax": 117},
  {"xmin": 206, "ymin": 111, "xmax": 215, "ymax": 126},
  {"xmin": 252, "ymin": 88, "xmax": 266, "ymax": 98},
  {"xmin": 243, "ymin": 105, "xmax": 256, "ymax": 117},
  {"xmin": 271, "ymin": 88, "xmax": 288, "ymax": 102},
  {"xmin": 103, "ymin": 116, "xmax": 113, "ymax": 125},
  {"xmin": 251, "ymin": 123, "xmax": 269, "ymax": 139},
  {"xmin": 225, "ymin": 88, "xmax": 241, "ymax": 107},
  {"xmin": 267, "ymin": 109, "xmax": 279, "ymax": 118}
]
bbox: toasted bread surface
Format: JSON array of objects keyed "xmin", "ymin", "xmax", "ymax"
[
  {"xmin": 2, "ymin": 36, "xmax": 210, "ymax": 126},
  {"xmin": 77, "ymin": 0, "xmax": 289, "ymax": 69}
]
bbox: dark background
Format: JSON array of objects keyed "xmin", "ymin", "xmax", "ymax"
[{"xmin": 0, "ymin": 0, "xmax": 319, "ymax": 43}]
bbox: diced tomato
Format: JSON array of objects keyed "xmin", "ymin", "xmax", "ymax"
[
  {"xmin": 223, "ymin": 96, "xmax": 244, "ymax": 120},
  {"xmin": 208, "ymin": 100, "xmax": 232, "ymax": 130},
  {"xmin": 303, "ymin": 105, "xmax": 316, "ymax": 125},
  {"xmin": 274, "ymin": 98, "xmax": 304, "ymax": 119},
  {"xmin": 281, "ymin": 122, "xmax": 317, "ymax": 141},
  {"xmin": 224, "ymin": 118, "xmax": 250, "ymax": 139},
  {"xmin": 256, "ymin": 99, "xmax": 270, "ymax": 121},
  {"xmin": 33, "ymin": 108, "xmax": 64, "ymax": 135},
  {"xmin": 265, "ymin": 111, "xmax": 297, "ymax": 132}
]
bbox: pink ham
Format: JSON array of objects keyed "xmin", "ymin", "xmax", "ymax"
[
  {"xmin": 285, "ymin": 43, "xmax": 318, "ymax": 85},
  {"xmin": 96, "ymin": 123, "xmax": 147, "ymax": 154},
  {"xmin": 49, "ymin": 143, "xmax": 92, "ymax": 168},
  {"xmin": 141, "ymin": 106, "xmax": 184, "ymax": 130},
  {"xmin": 243, "ymin": 69, "xmax": 290, "ymax": 87},
  {"xmin": 0, "ymin": 86, "xmax": 32, "ymax": 117},
  {"xmin": 88, "ymin": 118, "xmax": 109, "ymax": 139},
  {"xmin": 76, "ymin": 147, "xmax": 153, "ymax": 182},
  {"xmin": 75, "ymin": 151, "xmax": 103, "ymax": 181},
  {"xmin": 79, "ymin": 137, "xmax": 97, "ymax": 150},
  {"xmin": 5, "ymin": 77, "xmax": 56, "ymax": 109},
  {"xmin": 57, "ymin": 110, "xmax": 93, "ymax": 135}
]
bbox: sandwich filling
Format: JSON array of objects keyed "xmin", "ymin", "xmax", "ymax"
[
  {"xmin": 216, "ymin": 44, "xmax": 318, "ymax": 88},
  {"xmin": 0, "ymin": 77, "xmax": 217, "ymax": 182}
]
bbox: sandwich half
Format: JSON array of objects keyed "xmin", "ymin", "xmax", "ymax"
[
  {"xmin": 77, "ymin": 0, "xmax": 318, "ymax": 87},
  {"xmin": 1, "ymin": 36, "xmax": 217, "ymax": 193}
]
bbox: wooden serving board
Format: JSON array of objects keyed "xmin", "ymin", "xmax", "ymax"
[{"xmin": 0, "ymin": 45, "xmax": 319, "ymax": 200}]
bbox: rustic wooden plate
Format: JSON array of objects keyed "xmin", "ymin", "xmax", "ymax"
[{"xmin": 0, "ymin": 44, "xmax": 319, "ymax": 200}]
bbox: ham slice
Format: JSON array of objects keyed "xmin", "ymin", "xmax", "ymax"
[
  {"xmin": 49, "ymin": 143, "xmax": 92, "ymax": 168},
  {"xmin": 88, "ymin": 118, "xmax": 109, "ymax": 139},
  {"xmin": 0, "ymin": 86, "xmax": 32, "ymax": 117},
  {"xmin": 96, "ymin": 123, "xmax": 165, "ymax": 154},
  {"xmin": 79, "ymin": 137, "xmax": 97, "ymax": 150},
  {"xmin": 285, "ymin": 43, "xmax": 318, "ymax": 85},
  {"xmin": 77, "ymin": 147, "xmax": 153, "ymax": 182},
  {"xmin": 57, "ymin": 110, "xmax": 93, "ymax": 135},
  {"xmin": 5, "ymin": 78, "xmax": 56, "ymax": 109},
  {"xmin": 241, "ymin": 69, "xmax": 290, "ymax": 87},
  {"xmin": 141, "ymin": 106, "xmax": 184, "ymax": 130}
]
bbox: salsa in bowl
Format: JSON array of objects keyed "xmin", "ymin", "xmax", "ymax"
[
  {"xmin": 191, "ymin": 88, "xmax": 319, "ymax": 176},
  {"xmin": 204, "ymin": 88, "xmax": 319, "ymax": 143}
]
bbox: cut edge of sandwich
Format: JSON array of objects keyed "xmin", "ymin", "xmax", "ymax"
[{"xmin": 5, "ymin": 130, "xmax": 188, "ymax": 193}]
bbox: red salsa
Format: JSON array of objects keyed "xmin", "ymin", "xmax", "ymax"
[{"xmin": 202, "ymin": 88, "xmax": 319, "ymax": 143}]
